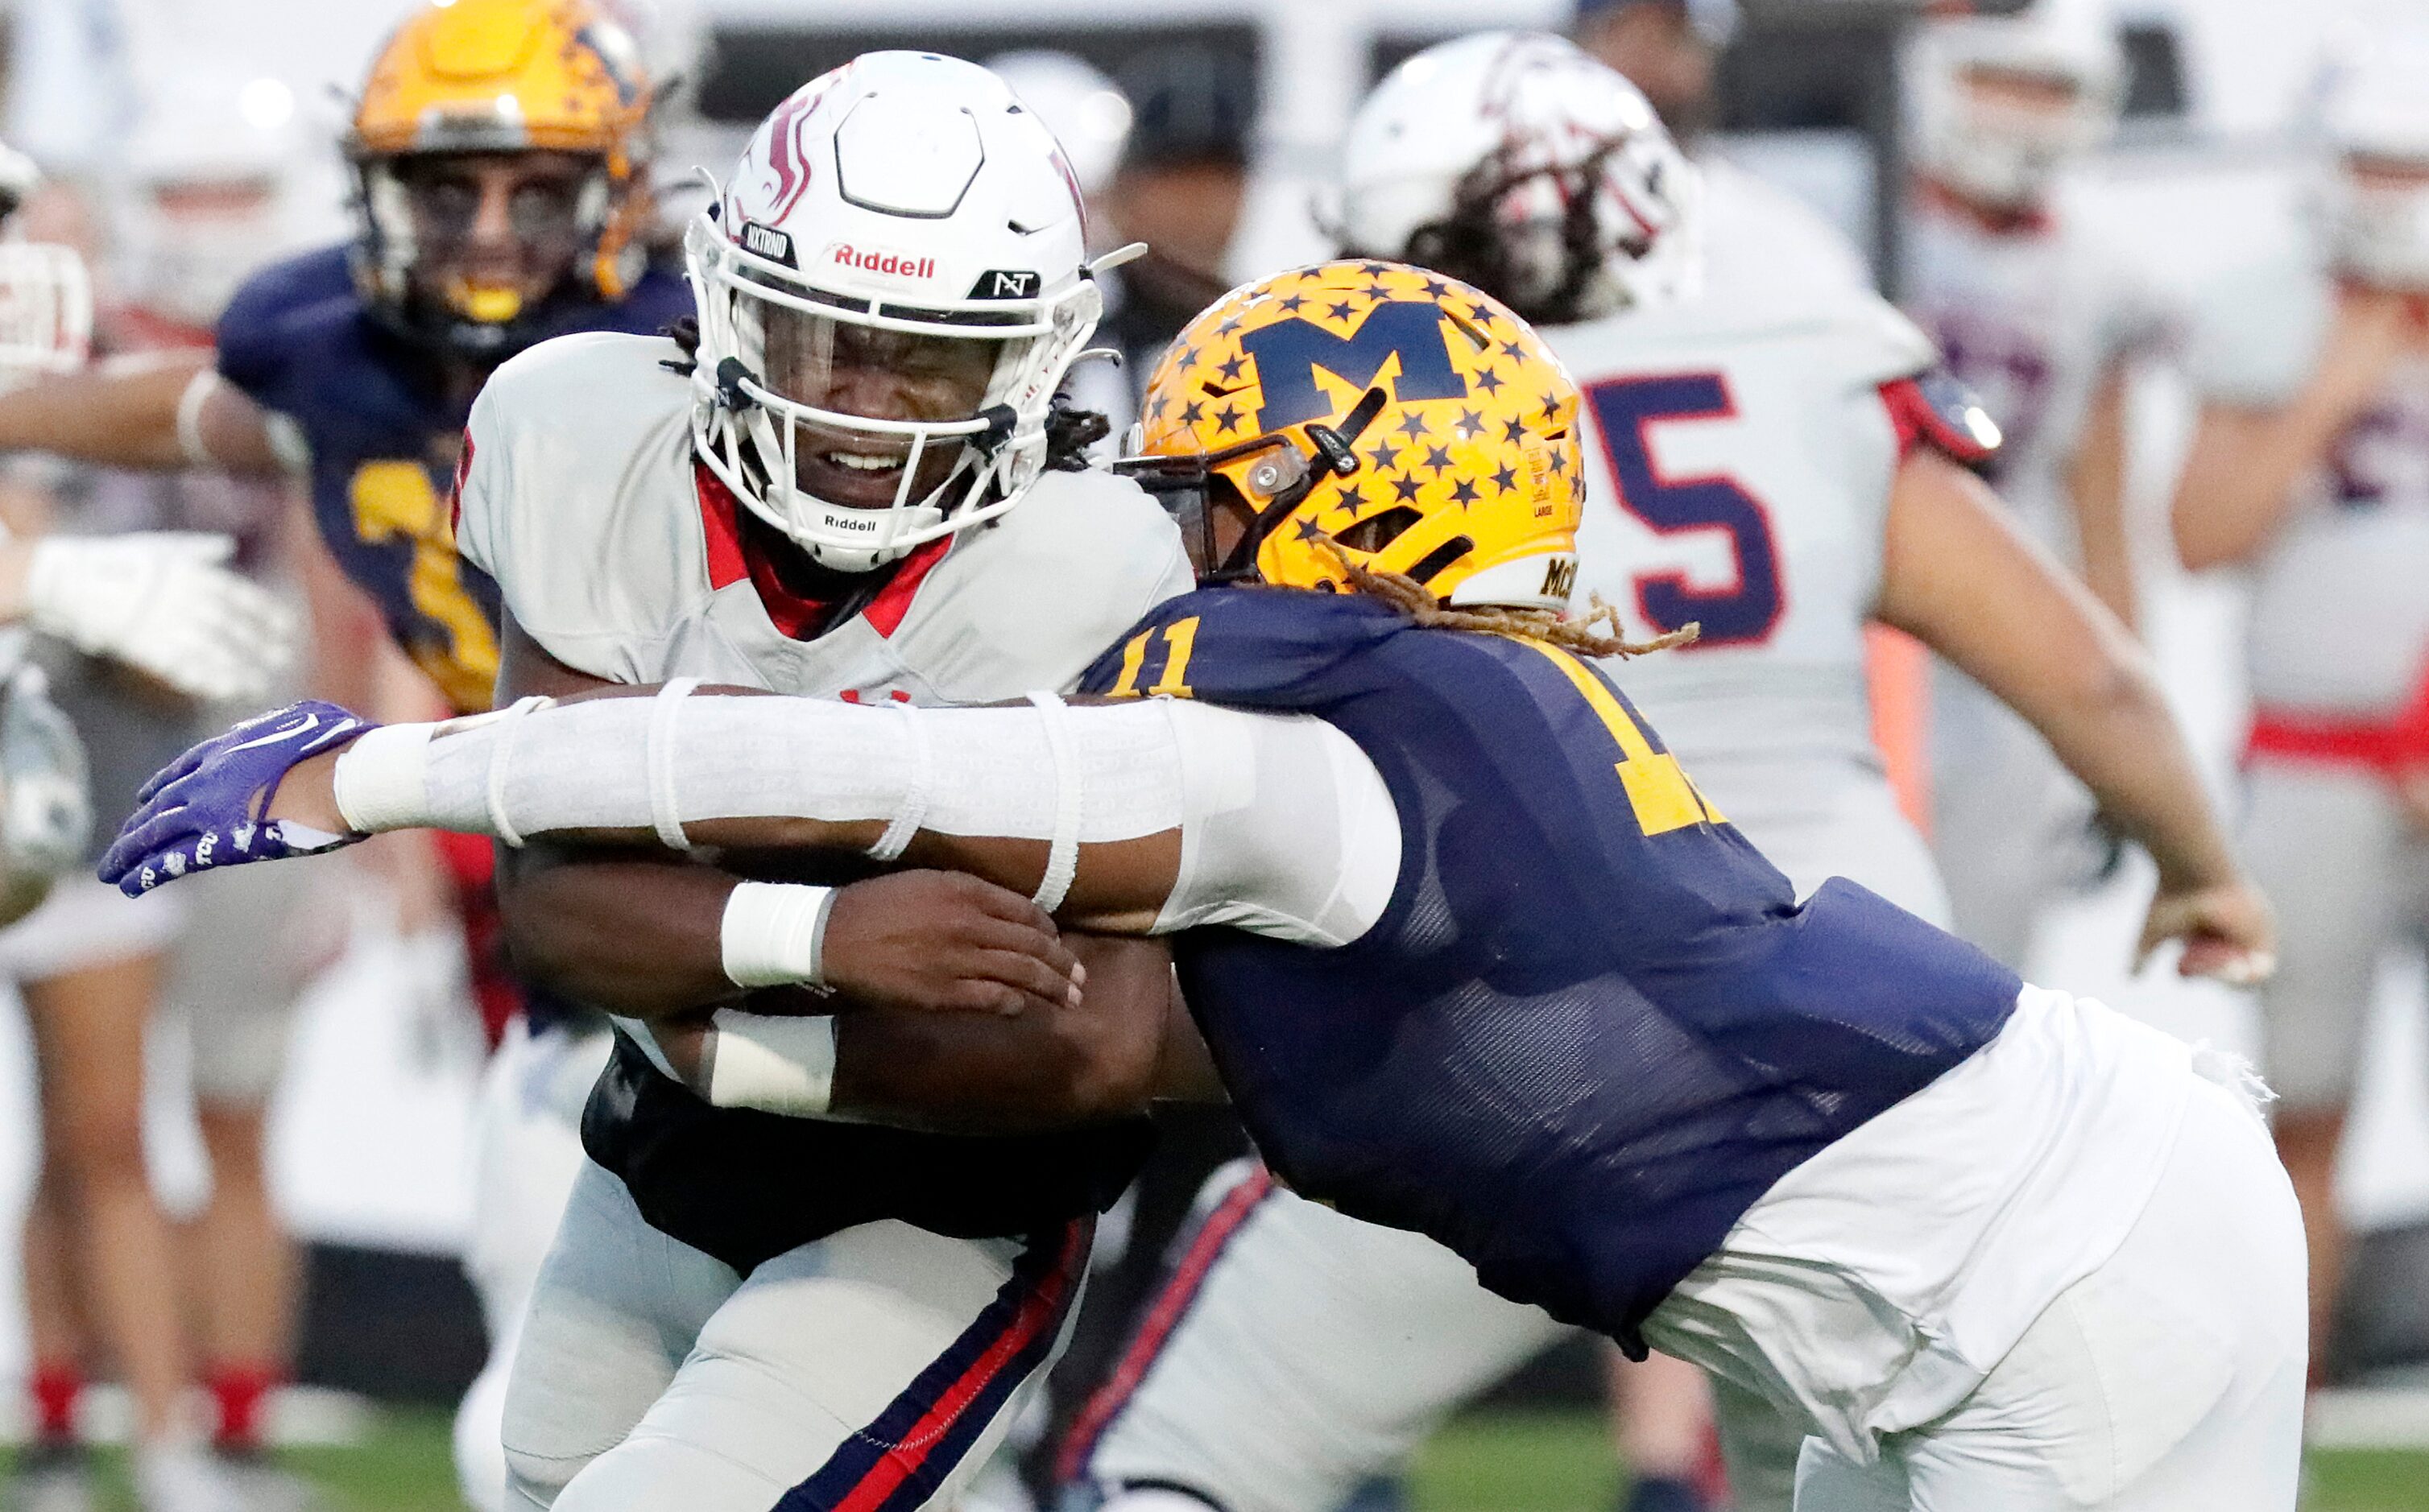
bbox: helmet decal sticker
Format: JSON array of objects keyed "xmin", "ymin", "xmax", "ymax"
[
  {"xmin": 739, "ymin": 222, "xmax": 797, "ymax": 266},
  {"xmin": 1239, "ymin": 298, "xmax": 1472, "ymax": 433}
]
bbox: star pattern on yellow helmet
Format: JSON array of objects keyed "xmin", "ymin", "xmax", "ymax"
[{"xmin": 1135, "ymin": 260, "xmax": 1587, "ymax": 610}]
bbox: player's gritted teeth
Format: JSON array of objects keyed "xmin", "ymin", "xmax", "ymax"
[{"xmin": 790, "ymin": 426, "xmax": 954, "ymax": 510}]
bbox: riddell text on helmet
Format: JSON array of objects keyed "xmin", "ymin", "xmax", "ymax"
[{"xmin": 826, "ymin": 243, "xmax": 937, "ymax": 280}]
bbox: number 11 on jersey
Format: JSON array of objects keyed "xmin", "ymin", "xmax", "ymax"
[{"xmin": 1105, "ymin": 617, "xmax": 1201, "ymax": 699}]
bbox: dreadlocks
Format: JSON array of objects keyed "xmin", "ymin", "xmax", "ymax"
[
  {"xmin": 1395, "ymin": 136, "xmax": 1637, "ymax": 328},
  {"xmin": 1317, "ymin": 539, "xmax": 1697, "ymax": 659}
]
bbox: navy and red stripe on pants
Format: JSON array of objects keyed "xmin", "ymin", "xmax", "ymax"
[{"xmin": 781, "ymin": 1220, "xmax": 1094, "ymax": 1512}]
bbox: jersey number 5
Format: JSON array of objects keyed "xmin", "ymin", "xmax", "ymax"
[{"xmin": 1587, "ymin": 374, "xmax": 1784, "ymax": 647}]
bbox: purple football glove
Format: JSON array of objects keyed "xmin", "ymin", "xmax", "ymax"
[{"xmin": 100, "ymin": 700, "xmax": 378, "ymax": 896}]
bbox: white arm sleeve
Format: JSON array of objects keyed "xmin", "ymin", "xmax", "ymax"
[{"xmin": 334, "ymin": 692, "xmax": 1401, "ymax": 947}]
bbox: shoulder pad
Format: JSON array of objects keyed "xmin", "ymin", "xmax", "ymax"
[
  {"xmin": 213, "ymin": 244, "xmax": 357, "ymax": 399},
  {"xmin": 1881, "ymin": 370, "xmax": 2003, "ymax": 466}
]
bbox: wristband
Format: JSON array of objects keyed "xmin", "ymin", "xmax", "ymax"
[
  {"xmin": 720, "ymin": 880, "xmax": 838, "ymax": 989},
  {"xmin": 175, "ymin": 368, "xmax": 225, "ymax": 469},
  {"xmin": 332, "ymin": 723, "xmax": 438, "ymax": 833}
]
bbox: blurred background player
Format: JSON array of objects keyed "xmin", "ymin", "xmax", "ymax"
[
  {"xmin": 0, "ymin": 134, "xmax": 300, "ymax": 1512},
  {"xmin": 984, "ymin": 51, "xmax": 1138, "ymax": 456},
  {"xmin": 0, "ymin": 2, "xmax": 689, "ymax": 1505},
  {"xmin": 2170, "ymin": 27, "xmax": 2429, "ymax": 1395},
  {"xmin": 1898, "ymin": 0, "xmax": 2171, "ymax": 971},
  {"xmin": 1094, "ymin": 48, "xmax": 1256, "ymax": 390},
  {"xmin": 116, "ymin": 76, "xmax": 349, "ymax": 1508},
  {"xmin": 1058, "ymin": 31, "xmax": 2270, "ymax": 1512},
  {"xmin": 1571, "ymin": 0, "xmax": 1737, "ymax": 139}
]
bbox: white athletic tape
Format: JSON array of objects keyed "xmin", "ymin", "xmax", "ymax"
[
  {"xmin": 175, "ymin": 368, "xmax": 225, "ymax": 469},
  {"xmin": 486, "ymin": 696, "xmax": 552, "ymax": 848},
  {"xmin": 720, "ymin": 879, "xmax": 837, "ymax": 989},
  {"xmin": 648, "ymin": 679, "xmax": 703, "ymax": 851},
  {"xmin": 706, "ymin": 1009, "xmax": 838, "ymax": 1116},
  {"xmin": 331, "ymin": 722, "xmax": 438, "ymax": 834},
  {"xmin": 1026, "ymin": 691, "xmax": 1082, "ymax": 912},
  {"xmin": 867, "ymin": 702, "xmax": 932, "ymax": 863}
]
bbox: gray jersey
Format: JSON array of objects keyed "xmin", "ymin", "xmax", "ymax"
[
  {"xmin": 1561, "ymin": 228, "xmax": 1943, "ymax": 912},
  {"xmin": 455, "ymin": 332, "xmax": 1195, "ymax": 706},
  {"xmin": 1901, "ymin": 187, "xmax": 2166, "ymax": 556},
  {"xmin": 2187, "ymin": 254, "xmax": 2429, "ymax": 717}
]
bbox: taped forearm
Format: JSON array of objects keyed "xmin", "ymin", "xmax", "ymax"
[
  {"xmin": 336, "ymin": 690, "xmax": 1186, "ymax": 874},
  {"xmin": 333, "ymin": 688, "xmax": 1401, "ymax": 944}
]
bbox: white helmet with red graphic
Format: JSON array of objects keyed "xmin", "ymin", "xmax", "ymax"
[
  {"xmin": 1338, "ymin": 31, "xmax": 1702, "ymax": 324},
  {"xmin": 2321, "ymin": 24, "xmax": 2429, "ymax": 290},
  {"xmin": 0, "ymin": 142, "xmax": 89, "ymax": 388},
  {"xmin": 1905, "ymin": 3, "xmax": 2125, "ymax": 210},
  {"xmin": 685, "ymin": 52, "xmax": 1110, "ymax": 572}
]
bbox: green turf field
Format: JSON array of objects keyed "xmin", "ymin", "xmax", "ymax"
[{"xmin": 13, "ymin": 1406, "xmax": 2429, "ymax": 1509}]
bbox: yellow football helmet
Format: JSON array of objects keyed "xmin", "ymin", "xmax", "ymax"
[
  {"xmin": 1126, "ymin": 261, "xmax": 1587, "ymax": 610},
  {"xmin": 348, "ymin": 0, "xmax": 655, "ymax": 356}
]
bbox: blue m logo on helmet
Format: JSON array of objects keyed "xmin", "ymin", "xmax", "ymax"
[{"xmin": 1238, "ymin": 301, "xmax": 1470, "ymax": 432}]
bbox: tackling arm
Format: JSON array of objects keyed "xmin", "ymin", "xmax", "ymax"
[
  {"xmin": 0, "ymin": 349, "xmax": 288, "ymax": 475},
  {"xmin": 481, "ymin": 613, "xmax": 1219, "ymax": 1128},
  {"xmin": 1877, "ymin": 448, "xmax": 2274, "ymax": 981},
  {"xmin": 2064, "ymin": 366, "xmax": 2137, "ymax": 631}
]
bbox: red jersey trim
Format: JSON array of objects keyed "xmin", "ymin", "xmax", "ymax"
[
  {"xmin": 2248, "ymin": 667, "xmax": 2429, "ymax": 775},
  {"xmin": 863, "ymin": 534, "xmax": 950, "ymax": 639},
  {"xmin": 1881, "ymin": 376, "xmax": 1998, "ymax": 466},
  {"xmin": 694, "ymin": 462, "xmax": 752, "ymax": 590},
  {"xmin": 693, "ymin": 461, "xmax": 950, "ymax": 642}
]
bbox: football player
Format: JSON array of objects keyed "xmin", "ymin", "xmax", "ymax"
[
  {"xmin": 140, "ymin": 50, "xmax": 1194, "ymax": 1512},
  {"xmin": 1898, "ymin": 3, "xmax": 2168, "ymax": 969},
  {"xmin": 124, "ymin": 258, "xmax": 2305, "ymax": 1512},
  {"xmin": 1562, "ymin": 6, "xmax": 1877, "ymax": 1496},
  {"xmin": 0, "ymin": 3, "xmax": 685, "ymax": 1505},
  {"xmin": 0, "ymin": 134, "xmax": 295, "ymax": 1512},
  {"xmin": 2168, "ymin": 31, "xmax": 2429, "ymax": 1390},
  {"xmin": 1043, "ymin": 34, "xmax": 2270, "ymax": 1512}
]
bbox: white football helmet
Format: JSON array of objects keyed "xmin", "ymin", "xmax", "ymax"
[
  {"xmin": 984, "ymin": 52, "xmax": 1133, "ymax": 200},
  {"xmin": 0, "ymin": 143, "xmax": 89, "ymax": 387},
  {"xmin": 685, "ymin": 52, "xmax": 1111, "ymax": 572},
  {"xmin": 1906, "ymin": 5, "xmax": 2125, "ymax": 210},
  {"xmin": 1338, "ymin": 31, "xmax": 1702, "ymax": 324},
  {"xmin": 119, "ymin": 76, "xmax": 305, "ymax": 328},
  {"xmin": 2321, "ymin": 29, "xmax": 2429, "ymax": 290}
]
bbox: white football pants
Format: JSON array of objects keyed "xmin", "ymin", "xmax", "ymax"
[
  {"xmin": 1786, "ymin": 1068, "xmax": 2305, "ymax": 1509},
  {"xmin": 2241, "ymin": 759, "xmax": 2429, "ymax": 1112},
  {"xmin": 1072, "ymin": 1056, "xmax": 2300, "ymax": 1512},
  {"xmin": 503, "ymin": 1158, "xmax": 1089, "ymax": 1511},
  {"xmin": 455, "ymin": 1018, "xmax": 616, "ymax": 1512},
  {"xmin": 1063, "ymin": 1170, "xmax": 1794, "ymax": 1512}
]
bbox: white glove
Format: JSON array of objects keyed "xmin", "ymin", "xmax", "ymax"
[{"xmin": 22, "ymin": 532, "xmax": 298, "ymax": 701}]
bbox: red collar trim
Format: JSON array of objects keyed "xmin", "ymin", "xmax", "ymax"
[{"xmin": 693, "ymin": 461, "xmax": 950, "ymax": 642}]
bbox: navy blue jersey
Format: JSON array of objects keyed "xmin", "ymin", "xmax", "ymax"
[
  {"xmin": 1079, "ymin": 588, "xmax": 2021, "ymax": 1353},
  {"xmin": 215, "ymin": 245, "xmax": 693, "ymax": 713}
]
